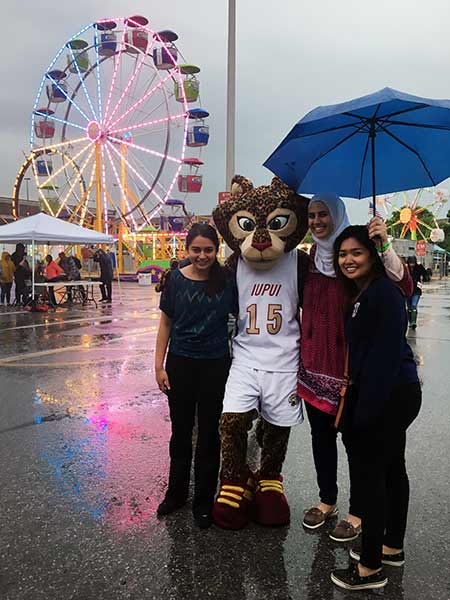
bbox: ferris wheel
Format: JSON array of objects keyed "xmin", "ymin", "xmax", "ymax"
[
  {"xmin": 381, "ymin": 187, "xmax": 448, "ymax": 242},
  {"xmin": 13, "ymin": 15, "xmax": 209, "ymax": 233}
]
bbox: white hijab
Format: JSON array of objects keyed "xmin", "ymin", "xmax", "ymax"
[{"xmin": 310, "ymin": 192, "xmax": 350, "ymax": 278}]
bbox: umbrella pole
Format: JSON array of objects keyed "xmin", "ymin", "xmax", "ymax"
[
  {"xmin": 32, "ymin": 239, "xmax": 35, "ymax": 301},
  {"xmin": 370, "ymin": 125, "xmax": 377, "ymax": 217}
]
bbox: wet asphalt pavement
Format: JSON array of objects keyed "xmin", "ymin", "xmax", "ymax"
[{"xmin": 0, "ymin": 281, "xmax": 449, "ymax": 600}]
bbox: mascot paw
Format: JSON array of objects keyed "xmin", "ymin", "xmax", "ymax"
[
  {"xmin": 212, "ymin": 475, "xmax": 256, "ymax": 530},
  {"xmin": 253, "ymin": 474, "xmax": 290, "ymax": 526}
]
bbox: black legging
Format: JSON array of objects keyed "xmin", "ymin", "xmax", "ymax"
[
  {"xmin": 14, "ymin": 277, "xmax": 28, "ymax": 305},
  {"xmin": 305, "ymin": 401, "xmax": 362, "ymax": 517},
  {"xmin": 342, "ymin": 382, "xmax": 422, "ymax": 569},
  {"xmin": 164, "ymin": 353, "xmax": 231, "ymax": 515},
  {"xmin": 1, "ymin": 282, "xmax": 13, "ymax": 304},
  {"xmin": 305, "ymin": 402, "xmax": 339, "ymax": 506}
]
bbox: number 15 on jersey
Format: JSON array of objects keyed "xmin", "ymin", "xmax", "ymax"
[{"xmin": 246, "ymin": 303, "xmax": 283, "ymax": 335}]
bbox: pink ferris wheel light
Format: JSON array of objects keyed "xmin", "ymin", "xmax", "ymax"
[{"xmin": 87, "ymin": 121, "xmax": 102, "ymax": 143}]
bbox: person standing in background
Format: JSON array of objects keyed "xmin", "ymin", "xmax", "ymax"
[
  {"xmin": 406, "ymin": 256, "xmax": 427, "ymax": 330},
  {"xmin": 0, "ymin": 252, "xmax": 16, "ymax": 306},
  {"xmin": 11, "ymin": 243, "xmax": 31, "ymax": 306},
  {"xmin": 94, "ymin": 249, "xmax": 113, "ymax": 303}
]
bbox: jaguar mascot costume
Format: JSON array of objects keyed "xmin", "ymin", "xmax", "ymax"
[{"xmin": 212, "ymin": 175, "xmax": 309, "ymax": 530}]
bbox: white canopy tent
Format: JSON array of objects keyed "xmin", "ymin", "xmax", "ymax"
[
  {"xmin": 0, "ymin": 212, "xmax": 115, "ymax": 244},
  {"xmin": 0, "ymin": 213, "xmax": 117, "ymax": 300}
]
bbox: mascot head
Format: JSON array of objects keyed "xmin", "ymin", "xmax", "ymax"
[{"xmin": 213, "ymin": 175, "xmax": 309, "ymax": 270}]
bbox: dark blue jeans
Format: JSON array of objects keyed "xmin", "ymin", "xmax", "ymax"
[{"xmin": 407, "ymin": 293, "xmax": 421, "ymax": 310}]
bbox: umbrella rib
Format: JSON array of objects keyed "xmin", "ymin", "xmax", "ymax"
[
  {"xmin": 299, "ymin": 105, "xmax": 431, "ymax": 138},
  {"xmin": 379, "ymin": 104, "xmax": 428, "ymax": 118},
  {"xmin": 344, "ymin": 104, "xmax": 428, "ymax": 124},
  {"xmin": 377, "ymin": 123, "xmax": 437, "ymax": 186},
  {"xmin": 293, "ymin": 121, "xmax": 365, "ymax": 139},
  {"xmin": 299, "ymin": 123, "xmax": 368, "ymax": 174},
  {"xmin": 381, "ymin": 119, "xmax": 450, "ymax": 132}
]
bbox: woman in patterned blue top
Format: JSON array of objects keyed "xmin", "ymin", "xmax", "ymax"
[{"xmin": 155, "ymin": 224, "xmax": 237, "ymax": 528}]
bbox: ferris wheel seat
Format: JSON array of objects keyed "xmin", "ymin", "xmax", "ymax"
[
  {"xmin": 154, "ymin": 30, "xmax": 179, "ymax": 43},
  {"xmin": 36, "ymin": 159, "xmax": 53, "ymax": 176},
  {"xmin": 96, "ymin": 32, "xmax": 117, "ymax": 57},
  {"xmin": 187, "ymin": 124, "xmax": 209, "ymax": 147},
  {"xmin": 178, "ymin": 174, "xmax": 203, "ymax": 193},
  {"xmin": 168, "ymin": 217, "xmax": 184, "ymax": 232},
  {"xmin": 175, "ymin": 79, "xmax": 200, "ymax": 103},
  {"xmin": 153, "ymin": 46, "xmax": 178, "ymax": 70},
  {"xmin": 165, "ymin": 198, "xmax": 185, "ymax": 206},
  {"xmin": 46, "ymin": 82, "xmax": 68, "ymax": 103},
  {"xmin": 67, "ymin": 52, "xmax": 90, "ymax": 73},
  {"xmin": 66, "ymin": 39, "xmax": 90, "ymax": 73},
  {"xmin": 188, "ymin": 108, "xmax": 209, "ymax": 119},
  {"xmin": 39, "ymin": 199, "xmax": 59, "ymax": 214},
  {"xmin": 34, "ymin": 121, "xmax": 55, "ymax": 139},
  {"xmin": 124, "ymin": 29, "xmax": 148, "ymax": 53}
]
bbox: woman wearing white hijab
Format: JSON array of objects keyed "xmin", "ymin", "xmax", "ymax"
[{"xmin": 300, "ymin": 192, "xmax": 411, "ymax": 541}]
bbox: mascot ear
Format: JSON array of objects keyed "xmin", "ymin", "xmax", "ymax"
[
  {"xmin": 212, "ymin": 175, "xmax": 253, "ymax": 253},
  {"xmin": 230, "ymin": 175, "xmax": 254, "ymax": 199},
  {"xmin": 270, "ymin": 176, "xmax": 294, "ymax": 196}
]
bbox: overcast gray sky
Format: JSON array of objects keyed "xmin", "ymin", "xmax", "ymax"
[{"xmin": 2, "ymin": 0, "xmax": 450, "ymax": 224}]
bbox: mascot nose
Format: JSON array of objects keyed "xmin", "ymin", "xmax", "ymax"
[{"xmin": 252, "ymin": 241, "xmax": 272, "ymax": 252}]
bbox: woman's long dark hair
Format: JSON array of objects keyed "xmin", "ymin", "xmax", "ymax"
[
  {"xmin": 333, "ymin": 225, "xmax": 386, "ymax": 300},
  {"xmin": 186, "ymin": 223, "xmax": 228, "ymax": 296}
]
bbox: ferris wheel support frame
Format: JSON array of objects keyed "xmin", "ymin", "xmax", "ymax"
[
  {"xmin": 94, "ymin": 143, "xmax": 102, "ymax": 232},
  {"xmin": 118, "ymin": 143, "xmax": 128, "ymax": 273}
]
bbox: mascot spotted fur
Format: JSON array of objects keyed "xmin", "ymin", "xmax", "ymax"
[{"xmin": 212, "ymin": 175, "xmax": 309, "ymax": 529}]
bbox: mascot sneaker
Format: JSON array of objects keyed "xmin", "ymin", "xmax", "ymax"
[
  {"xmin": 212, "ymin": 475, "xmax": 256, "ymax": 530},
  {"xmin": 253, "ymin": 474, "xmax": 290, "ymax": 526}
]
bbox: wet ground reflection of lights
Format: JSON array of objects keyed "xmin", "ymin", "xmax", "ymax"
[{"xmin": 0, "ymin": 281, "xmax": 449, "ymax": 599}]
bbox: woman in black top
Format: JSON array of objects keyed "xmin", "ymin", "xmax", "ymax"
[
  {"xmin": 155, "ymin": 224, "xmax": 237, "ymax": 528},
  {"xmin": 330, "ymin": 226, "xmax": 421, "ymax": 592}
]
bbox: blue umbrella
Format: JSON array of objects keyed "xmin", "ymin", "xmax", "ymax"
[{"xmin": 264, "ymin": 87, "xmax": 450, "ymax": 214}]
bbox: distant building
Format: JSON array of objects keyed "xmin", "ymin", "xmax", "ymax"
[
  {"xmin": 0, "ymin": 196, "xmax": 40, "ymax": 223},
  {"xmin": 391, "ymin": 238, "xmax": 433, "ymax": 268},
  {"xmin": 391, "ymin": 237, "xmax": 448, "ymax": 271}
]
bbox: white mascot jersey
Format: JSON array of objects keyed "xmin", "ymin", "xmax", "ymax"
[{"xmin": 232, "ymin": 250, "xmax": 300, "ymax": 373}]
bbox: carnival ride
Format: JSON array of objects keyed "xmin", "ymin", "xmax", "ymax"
[
  {"xmin": 12, "ymin": 16, "xmax": 209, "ymax": 274},
  {"xmin": 124, "ymin": 198, "xmax": 191, "ymax": 280},
  {"xmin": 382, "ymin": 188, "xmax": 448, "ymax": 243}
]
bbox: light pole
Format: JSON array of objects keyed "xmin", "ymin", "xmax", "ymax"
[
  {"xmin": 24, "ymin": 177, "xmax": 30, "ymax": 203},
  {"xmin": 226, "ymin": 0, "xmax": 236, "ymax": 192}
]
